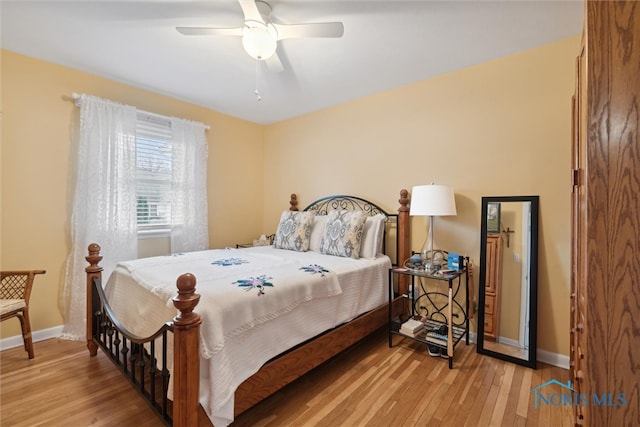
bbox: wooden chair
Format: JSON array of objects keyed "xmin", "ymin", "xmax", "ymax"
[{"xmin": 1, "ymin": 270, "xmax": 46, "ymax": 359}]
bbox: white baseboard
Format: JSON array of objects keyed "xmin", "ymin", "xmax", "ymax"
[
  {"xmin": 537, "ymin": 348, "xmax": 570, "ymax": 369},
  {"xmin": 497, "ymin": 336, "xmax": 520, "ymax": 348},
  {"xmin": 0, "ymin": 325, "xmax": 64, "ymax": 351}
]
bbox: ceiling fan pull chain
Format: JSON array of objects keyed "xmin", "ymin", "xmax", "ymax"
[{"xmin": 254, "ymin": 59, "xmax": 262, "ymax": 101}]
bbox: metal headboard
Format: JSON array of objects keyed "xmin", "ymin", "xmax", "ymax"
[
  {"xmin": 301, "ymin": 194, "xmax": 399, "ymax": 266},
  {"xmin": 302, "ymin": 194, "xmax": 390, "ymax": 217}
]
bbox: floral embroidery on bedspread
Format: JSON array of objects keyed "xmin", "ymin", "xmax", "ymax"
[
  {"xmin": 212, "ymin": 257, "xmax": 249, "ymax": 266},
  {"xmin": 232, "ymin": 264, "xmax": 330, "ymax": 295},
  {"xmin": 300, "ymin": 264, "xmax": 330, "ymax": 276},
  {"xmin": 233, "ymin": 275, "xmax": 274, "ymax": 295}
]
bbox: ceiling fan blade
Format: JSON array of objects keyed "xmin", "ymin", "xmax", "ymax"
[
  {"xmin": 176, "ymin": 27, "xmax": 243, "ymax": 36},
  {"xmin": 273, "ymin": 22, "xmax": 344, "ymax": 40},
  {"xmin": 239, "ymin": 0, "xmax": 265, "ymax": 24},
  {"xmin": 265, "ymin": 52, "xmax": 284, "ymax": 73}
]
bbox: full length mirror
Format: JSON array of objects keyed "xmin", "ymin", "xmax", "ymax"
[{"xmin": 477, "ymin": 196, "xmax": 538, "ymax": 368}]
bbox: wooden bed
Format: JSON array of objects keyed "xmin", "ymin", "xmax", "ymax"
[{"xmin": 85, "ymin": 190, "xmax": 411, "ymax": 426}]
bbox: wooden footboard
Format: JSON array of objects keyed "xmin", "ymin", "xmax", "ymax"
[
  {"xmin": 86, "ymin": 243, "xmax": 201, "ymax": 426},
  {"xmin": 85, "ymin": 189, "xmax": 411, "ymax": 426}
]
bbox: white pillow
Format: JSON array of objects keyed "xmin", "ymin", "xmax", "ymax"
[
  {"xmin": 309, "ymin": 215, "xmax": 327, "ymax": 252},
  {"xmin": 360, "ymin": 214, "xmax": 386, "ymax": 259},
  {"xmin": 319, "ymin": 210, "xmax": 367, "ymax": 259},
  {"xmin": 273, "ymin": 211, "xmax": 314, "ymax": 252},
  {"xmin": 310, "ymin": 213, "xmax": 386, "ymax": 258}
]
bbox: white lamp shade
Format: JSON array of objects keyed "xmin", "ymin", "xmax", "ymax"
[{"xmin": 409, "ymin": 184, "xmax": 457, "ymax": 216}]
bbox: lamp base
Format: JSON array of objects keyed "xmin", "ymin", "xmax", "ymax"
[
  {"xmin": 422, "ymin": 249, "xmax": 446, "ymax": 273},
  {"xmin": 420, "ymin": 215, "xmax": 444, "ymax": 272}
]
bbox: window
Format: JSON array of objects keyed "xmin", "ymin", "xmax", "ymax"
[
  {"xmin": 136, "ymin": 113, "xmax": 173, "ymax": 234},
  {"xmin": 65, "ymin": 94, "xmax": 209, "ymax": 338}
]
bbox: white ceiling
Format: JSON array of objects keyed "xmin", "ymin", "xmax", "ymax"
[{"xmin": 1, "ymin": 0, "xmax": 583, "ymax": 125}]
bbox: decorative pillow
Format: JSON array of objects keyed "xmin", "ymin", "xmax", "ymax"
[
  {"xmin": 273, "ymin": 211, "xmax": 314, "ymax": 251},
  {"xmin": 320, "ymin": 210, "xmax": 368, "ymax": 259},
  {"xmin": 360, "ymin": 214, "xmax": 386, "ymax": 259},
  {"xmin": 309, "ymin": 215, "xmax": 328, "ymax": 252}
]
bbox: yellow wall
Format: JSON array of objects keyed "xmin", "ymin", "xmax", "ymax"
[
  {"xmin": 2, "ymin": 34, "xmax": 579, "ymax": 357},
  {"xmin": 0, "ymin": 50, "xmax": 265, "ymax": 338},
  {"xmin": 264, "ymin": 36, "xmax": 580, "ymax": 356}
]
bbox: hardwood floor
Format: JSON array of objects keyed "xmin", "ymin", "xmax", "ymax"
[
  {"xmin": 0, "ymin": 338, "xmax": 161, "ymax": 426},
  {"xmin": 484, "ymin": 340, "xmax": 529, "ymax": 360},
  {"xmin": 1, "ymin": 329, "xmax": 574, "ymax": 426}
]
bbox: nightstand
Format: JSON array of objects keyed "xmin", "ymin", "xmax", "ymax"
[
  {"xmin": 236, "ymin": 234, "xmax": 275, "ymax": 248},
  {"xmin": 388, "ymin": 260, "xmax": 470, "ymax": 369}
]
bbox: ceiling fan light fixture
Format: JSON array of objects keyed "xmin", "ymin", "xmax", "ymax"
[{"xmin": 242, "ymin": 21, "xmax": 278, "ymax": 60}]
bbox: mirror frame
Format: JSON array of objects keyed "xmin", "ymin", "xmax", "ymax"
[{"xmin": 477, "ymin": 195, "xmax": 539, "ymax": 369}]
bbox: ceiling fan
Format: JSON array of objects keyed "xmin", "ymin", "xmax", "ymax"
[{"xmin": 176, "ymin": 0, "xmax": 344, "ymax": 73}]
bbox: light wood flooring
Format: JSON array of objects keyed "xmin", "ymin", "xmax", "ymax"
[
  {"xmin": 1, "ymin": 329, "xmax": 574, "ymax": 426},
  {"xmin": 483, "ymin": 340, "xmax": 529, "ymax": 360}
]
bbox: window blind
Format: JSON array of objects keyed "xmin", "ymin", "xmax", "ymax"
[{"xmin": 136, "ymin": 113, "xmax": 173, "ymax": 231}]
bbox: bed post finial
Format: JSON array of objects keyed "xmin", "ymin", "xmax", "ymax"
[
  {"xmin": 397, "ymin": 189, "xmax": 411, "ymax": 295},
  {"xmin": 173, "ymin": 273, "xmax": 201, "ymax": 325},
  {"xmin": 84, "ymin": 243, "xmax": 102, "ymax": 273},
  {"xmin": 398, "ymin": 189, "xmax": 409, "ymax": 213},
  {"xmin": 85, "ymin": 243, "xmax": 103, "ymax": 356},
  {"xmin": 172, "ymin": 273, "xmax": 201, "ymax": 426},
  {"xmin": 289, "ymin": 193, "xmax": 299, "ymax": 211}
]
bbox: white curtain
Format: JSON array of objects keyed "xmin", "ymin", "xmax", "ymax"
[
  {"xmin": 61, "ymin": 95, "xmax": 138, "ymax": 340},
  {"xmin": 170, "ymin": 117, "xmax": 209, "ymax": 252}
]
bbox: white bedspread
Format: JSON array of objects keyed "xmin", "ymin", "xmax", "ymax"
[{"xmin": 105, "ymin": 246, "xmax": 390, "ymax": 426}]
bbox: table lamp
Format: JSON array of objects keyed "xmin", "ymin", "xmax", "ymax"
[{"xmin": 409, "ymin": 184, "xmax": 457, "ymax": 272}]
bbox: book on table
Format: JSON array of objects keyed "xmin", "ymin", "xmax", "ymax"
[{"xmin": 400, "ymin": 318, "xmax": 425, "ymax": 336}]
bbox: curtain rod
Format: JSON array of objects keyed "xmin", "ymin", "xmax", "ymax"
[{"xmin": 70, "ymin": 92, "xmax": 211, "ymax": 131}]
